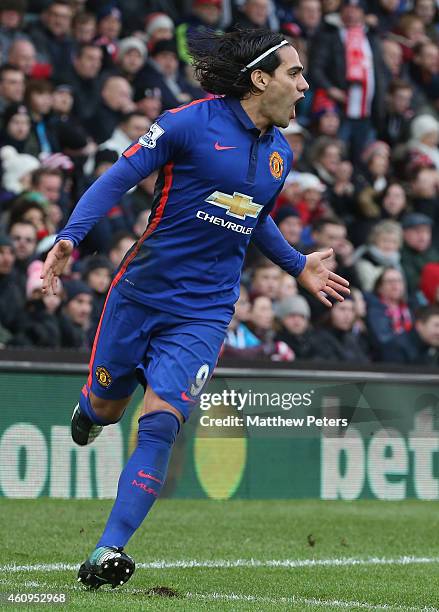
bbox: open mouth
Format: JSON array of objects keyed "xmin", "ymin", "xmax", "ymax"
[{"xmin": 290, "ymin": 95, "xmax": 306, "ymax": 118}]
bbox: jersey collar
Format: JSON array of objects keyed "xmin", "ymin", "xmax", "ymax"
[{"xmin": 224, "ymin": 97, "xmax": 275, "ymax": 139}]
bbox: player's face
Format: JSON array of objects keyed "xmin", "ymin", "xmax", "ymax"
[{"xmin": 262, "ymin": 46, "xmax": 309, "ymax": 128}]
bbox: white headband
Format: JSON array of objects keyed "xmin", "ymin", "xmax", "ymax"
[{"xmin": 241, "ymin": 40, "xmax": 289, "ymax": 72}]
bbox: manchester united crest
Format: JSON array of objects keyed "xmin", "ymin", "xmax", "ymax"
[
  {"xmin": 96, "ymin": 366, "xmax": 112, "ymax": 388},
  {"xmin": 269, "ymin": 151, "xmax": 284, "ymax": 180}
]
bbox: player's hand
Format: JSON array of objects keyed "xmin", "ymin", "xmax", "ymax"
[
  {"xmin": 297, "ymin": 248, "xmax": 350, "ymax": 308},
  {"xmin": 41, "ymin": 239, "xmax": 74, "ymax": 295}
]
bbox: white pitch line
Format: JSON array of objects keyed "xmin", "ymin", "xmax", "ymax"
[
  {"xmin": 2, "ymin": 555, "xmax": 439, "ymax": 573},
  {"xmin": 0, "ymin": 578, "xmax": 436, "ymax": 612},
  {"xmin": 187, "ymin": 591, "xmax": 439, "ymax": 612}
]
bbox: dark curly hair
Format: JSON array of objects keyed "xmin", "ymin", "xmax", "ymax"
[{"xmin": 190, "ymin": 29, "xmax": 289, "ymax": 99}]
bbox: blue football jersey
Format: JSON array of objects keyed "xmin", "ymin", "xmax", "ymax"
[{"xmin": 57, "ymin": 96, "xmax": 306, "ymax": 321}]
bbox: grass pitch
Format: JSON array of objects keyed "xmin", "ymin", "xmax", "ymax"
[{"xmin": 0, "ymin": 499, "xmax": 438, "ymax": 611}]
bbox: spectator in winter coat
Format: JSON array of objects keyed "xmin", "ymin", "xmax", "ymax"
[
  {"xmin": 274, "ymin": 294, "xmax": 315, "ymax": 359},
  {"xmin": 381, "ymin": 305, "xmax": 439, "ymax": 365},
  {"xmin": 10, "ymin": 259, "xmax": 61, "ymax": 348},
  {"xmin": 0, "ymin": 234, "xmax": 25, "ymax": 344},
  {"xmin": 354, "ymin": 219, "xmax": 403, "ymax": 292},
  {"xmin": 58, "ymin": 279, "xmax": 93, "ymax": 349},
  {"xmin": 408, "ymin": 114, "xmax": 439, "ymax": 171},
  {"xmin": 273, "ymin": 207, "xmax": 305, "ymax": 251},
  {"xmin": 85, "ymin": 76, "xmax": 136, "ymax": 144},
  {"xmin": 27, "ymin": 0, "xmax": 74, "ymax": 79},
  {"xmin": 409, "ymin": 167, "xmax": 439, "ymax": 239},
  {"xmin": 141, "ymin": 39, "xmax": 203, "ymax": 111},
  {"xmin": 116, "ymin": 37, "xmax": 148, "ymax": 89},
  {"xmin": 400, "ymin": 212, "xmax": 439, "ymax": 297},
  {"xmin": 0, "ymin": 64, "xmax": 25, "ymax": 113},
  {"xmin": 81, "ymin": 254, "xmax": 113, "ymax": 338},
  {"xmin": 8, "ymin": 220, "xmax": 37, "ymax": 295},
  {"xmin": 310, "ymin": 297, "xmax": 370, "ymax": 363},
  {"xmin": 58, "ymin": 43, "xmax": 103, "ymax": 123},
  {"xmin": 0, "ymin": 0, "xmax": 28, "ymax": 60},
  {"xmin": 365, "ymin": 266, "xmax": 413, "ymax": 358},
  {"xmin": 0, "ymin": 103, "xmax": 32, "ymax": 153}
]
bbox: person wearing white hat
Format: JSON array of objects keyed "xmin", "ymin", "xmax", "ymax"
[
  {"xmin": 296, "ymin": 172, "xmax": 326, "ymax": 192},
  {"xmin": 117, "ymin": 37, "xmax": 148, "ymax": 84},
  {"xmin": 409, "ymin": 114, "xmax": 439, "ymax": 170},
  {"xmin": 281, "ymin": 121, "xmax": 309, "ymax": 171},
  {"xmin": 144, "ymin": 12, "xmax": 175, "ymax": 48},
  {"xmin": 294, "ymin": 172, "xmax": 330, "ymax": 226},
  {"xmin": 0, "ymin": 145, "xmax": 40, "ymax": 195}
]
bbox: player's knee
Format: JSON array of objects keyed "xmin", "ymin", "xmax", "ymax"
[
  {"xmin": 138, "ymin": 411, "xmax": 180, "ymax": 447},
  {"xmin": 142, "ymin": 386, "xmax": 184, "ymax": 426},
  {"xmin": 90, "ymin": 392, "xmax": 130, "ymax": 423}
]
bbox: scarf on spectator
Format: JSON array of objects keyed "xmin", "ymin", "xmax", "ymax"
[
  {"xmin": 345, "ymin": 26, "xmax": 373, "ymax": 119},
  {"xmin": 353, "ymin": 244, "xmax": 401, "ymax": 269},
  {"xmin": 367, "ymin": 245, "xmax": 400, "ymax": 268},
  {"xmin": 381, "ymin": 300, "xmax": 413, "ymax": 335}
]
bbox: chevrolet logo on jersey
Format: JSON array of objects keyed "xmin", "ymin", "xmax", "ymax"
[{"xmin": 205, "ymin": 191, "xmax": 263, "ymax": 220}]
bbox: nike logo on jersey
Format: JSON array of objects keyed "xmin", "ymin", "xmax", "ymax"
[{"xmin": 214, "ymin": 141, "xmax": 237, "ymax": 150}]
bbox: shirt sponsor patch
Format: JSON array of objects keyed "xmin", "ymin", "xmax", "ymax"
[{"xmin": 139, "ymin": 123, "xmax": 164, "ymax": 149}]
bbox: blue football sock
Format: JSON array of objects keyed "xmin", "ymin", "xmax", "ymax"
[
  {"xmin": 79, "ymin": 390, "xmax": 112, "ymax": 426},
  {"xmin": 96, "ymin": 411, "xmax": 180, "ymax": 549}
]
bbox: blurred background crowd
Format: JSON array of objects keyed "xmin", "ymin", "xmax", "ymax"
[{"xmin": 0, "ymin": 0, "xmax": 438, "ymax": 365}]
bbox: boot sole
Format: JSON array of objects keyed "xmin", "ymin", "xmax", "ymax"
[{"xmin": 77, "ymin": 555, "xmax": 135, "ymax": 590}]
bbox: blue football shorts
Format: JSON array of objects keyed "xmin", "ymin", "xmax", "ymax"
[{"xmin": 84, "ymin": 286, "xmax": 229, "ymax": 421}]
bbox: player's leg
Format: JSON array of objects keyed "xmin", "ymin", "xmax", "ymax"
[
  {"xmin": 78, "ymin": 315, "xmax": 227, "ymax": 589},
  {"xmin": 71, "ymin": 288, "xmax": 145, "ymax": 446},
  {"xmin": 77, "ymin": 389, "xmax": 181, "ymax": 590},
  {"xmin": 94, "ymin": 388, "xmax": 183, "ymax": 550},
  {"xmin": 71, "ymin": 392, "xmax": 131, "ymax": 446},
  {"xmin": 92, "ymin": 318, "xmax": 226, "ymax": 549}
]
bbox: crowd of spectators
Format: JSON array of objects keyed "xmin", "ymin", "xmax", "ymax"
[{"xmin": 0, "ymin": 0, "xmax": 438, "ymax": 366}]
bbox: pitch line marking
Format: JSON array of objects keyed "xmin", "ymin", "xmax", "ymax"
[
  {"xmin": 0, "ymin": 579, "xmax": 436, "ymax": 612},
  {"xmin": 187, "ymin": 591, "xmax": 439, "ymax": 612},
  {"xmin": 2, "ymin": 555, "xmax": 439, "ymax": 573},
  {"xmin": 0, "ymin": 578, "xmax": 436, "ymax": 612}
]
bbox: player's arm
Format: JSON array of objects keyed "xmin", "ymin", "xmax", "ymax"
[
  {"xmin": 42, "ymin": 115, "xmax": 185, "ymax": 294},
  {"xmin": 55, "ymin": 158, "xmax": 144, "ymax": 247},
  {"xmin": 252, "ymin": 209, "xmax": 350, "ymax": 307}
]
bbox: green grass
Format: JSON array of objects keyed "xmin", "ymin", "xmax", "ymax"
[{"xmin": 0, "ymin": 499, "xmax": 438, "ymax": 611}]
